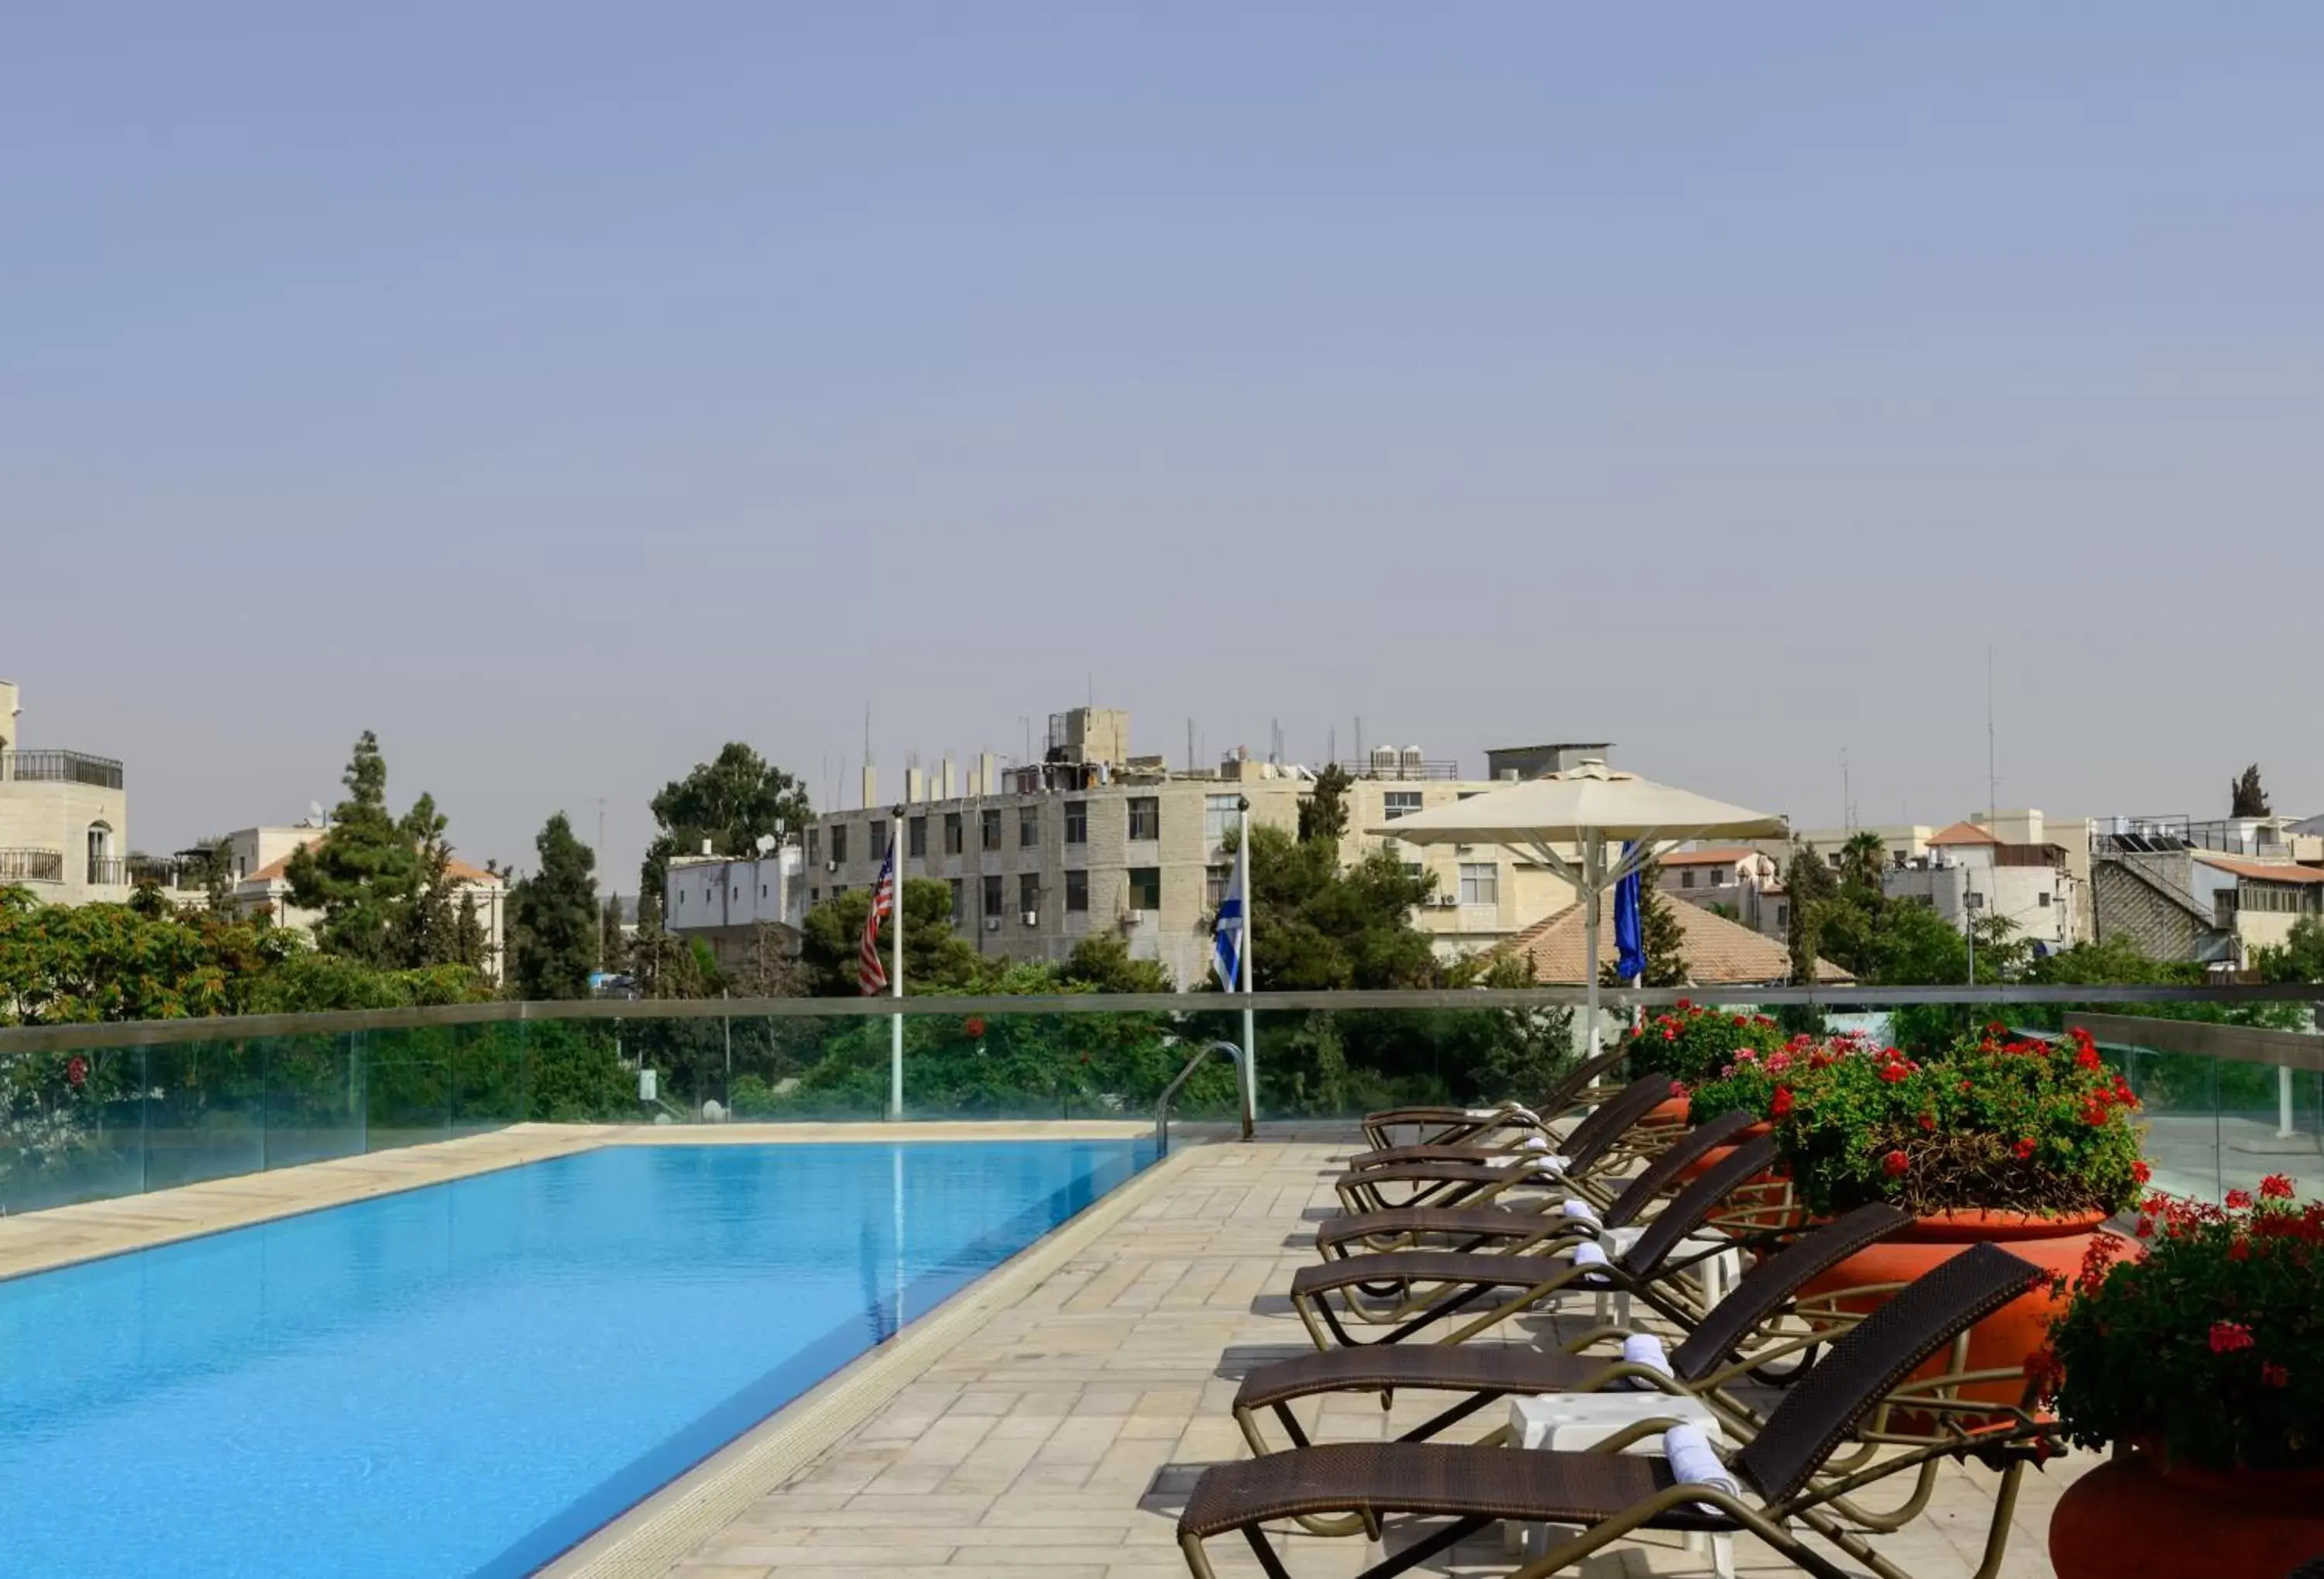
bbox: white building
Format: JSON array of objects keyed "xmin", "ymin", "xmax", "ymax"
[
  {"xmin": 216, "ymin": 824, "xmax": 509, "ymax": 980},
  {"xmin": 1881, "ymin": 820, "xmax": 2080, "ymax": 952},
  {"xmin": 0, "ymin": 679, "xmax": 132, "ymax": 907},
  {"xmin": 663, "ymin": 843, "xmax": 808, "ymax": 974}
]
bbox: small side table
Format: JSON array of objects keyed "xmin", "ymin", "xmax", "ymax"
[{"xmin": 1508, "ymin": 1392, "xmax": 1737, "ymax": 1578}]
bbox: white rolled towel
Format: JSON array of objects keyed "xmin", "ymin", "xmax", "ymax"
[
  {"xmin": 1559, "ymin": 1199, "xmax": 1601, "ymax": 1234},
  {"xmin": 1494, "ymin": 1152, "xmax": 1569, "ymax": 1174},
  {"xmin": 1569, "ymin": 1240, "xmax": 1612, "ymax": 1285},
  {"xmin": 1663, "ymin": 1423, "xmax": 1741, "ymax": 1512},
  {"xmin": 1515, "ymin": 1135, "xmax": 1551, "ymax": 1152},
  {"xmin": 1620, "ymin": 1333, "xmax": 1673, "ymax": 1387}
]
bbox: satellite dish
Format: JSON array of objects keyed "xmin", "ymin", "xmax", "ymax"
[
  {"xmin": 754, "ymin": 834, "xmax": 775, "ymax": 854},
  {"xmin": 308, "ymin": 800, "xmax": 325, "ymax": 826}
]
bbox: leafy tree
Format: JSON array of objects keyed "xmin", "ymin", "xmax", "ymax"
[
  {"xmin": 284, "ymin": 732, "xmax": 424, "ymax": 965},
  {"xmin": 2254, "ymin": 914, "xmax": 2324, "ymax": 986},
  {"xmin": 599, "ymin": 895, "xmax": 627, "ymax": 972},
  {"xmin": 1298, "ymin": 763, "xmax": 1353, "ymax": 843},
  {"xmin": 797, "ymin": 878, "xmax": 983, "ymax": 996},
  {"xmin": 452, "ymin": 893, "xmax": 487, "ymax": 970},
  {"xmin": 1601, "ymin": 857, "xmax": 1687, "ymax": 989},
  {"xmin": 639, "ymin": 744, "xmax": 812, "ymax": 903},
  {"xmin": 1784, "ymin": 842, "xmax": 1839, "ymax": 986},
  {"xmin": 391, "ymin": 792, "xmax": 464, "ymax": 969},
  {"xmin": 1242, "ymin": 824, "xmax": 1438, "ymax": 991},
  {"xmin": 190, "ymin": 838, "xmax": 235, "ymax": 915},
  {"xmin": 509, "ymin": 814, "xmax": 600, "ymax": 1001},
  {"xmin": 2229, "ymin": 764, "xmax": 2272, "ymax": 818},
  {"xmin": 1057, "ymin": 931, "xmax": 1173, "ymax": 994}
]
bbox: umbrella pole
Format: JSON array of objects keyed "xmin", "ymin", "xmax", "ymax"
[{"xmin": 1583, "ymin": 831, "xmax": 1603, "ymax": 1056}]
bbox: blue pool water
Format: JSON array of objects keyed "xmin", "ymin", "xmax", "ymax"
[{"xmin": 0, "ymin": 1139, "xmax": 1150, "ymax": 1577}]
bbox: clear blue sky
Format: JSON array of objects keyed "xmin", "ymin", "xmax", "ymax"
[{"xmin": 6, "ymin": 5, "xmax": 2319, "ymax": 883}]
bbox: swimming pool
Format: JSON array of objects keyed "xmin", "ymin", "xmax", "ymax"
[{"xmin": 0, "ymin": 1138, "xmax": 1152, "ymax": 1577}]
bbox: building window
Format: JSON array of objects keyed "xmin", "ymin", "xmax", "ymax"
[
  {"xmin": 1205, "ymin": 864, "xmax": 1230, "ymax": 909},
  {"xmin": 1459, "ymin": 862, "xmax": 1499, "ymax": 906},
  {"xmin": 830, "ymin": 823, "xmax": 848, "ymax": 865},
  {"xmin": 1066, "ymin": 869, "xmax": 1089, "ymax": 911},
  {"xmin": 806, "ymin": 828, "xmax": 819, "ymax": 864},
  {"xmin": 1018, "ymin": 872, "xmax": 1040, "ymax": 919},
  {"xmin": 831, "ymin": 883, "xmax": 849, "ymax": 898},
  {"xmin": 908, "ymin": 816, "xmax": 927, "ymax": 858},
  {"xmin": 944, "ymin": 813, "xmax": 964, "ymax": 855},
  {"xmin": 1707, "ymin": 867, "xmax": 1725, "ymax": 885},
  {"xmin": 948, "ymin": 878, "xmax": 964, "ymax": 924},
  {"xmin": 1127, "ymin": 867, "xmax": 1162, "ymax": 910},
  {"xmin": 2037, "ymin": 891, "xmax": 2052, "ymax": 907},
  {"xmin": 1384, "ymin": 790, "xmax": 1422, "ymax": 820},
  {"xmin": 1680, "ymin": 869, "xmax": 1697, "ymax": 889},
  {"xmin": 1064, "ymin": 801, "xmax": 1088, "ymax": 845},
  {"xmin": 1205, "ymin": 794, "xmax": 1239, "ymax": 847},
  {"xmin": 1403, "ymin": 862, "xmax": 1425, "ymax": 879},
  {"xmin": 1019, "ymin": 805, "xmax": 1040, "ymax": 847},
  {"xmin": 678, "ymin": 891, "xmax": 686, "ymax": 906},
  {"xmin": 761, "ymin": 885, "xmax": 768, "ymax": 898},
  {"xmin": 982, "ymin": 873, "xmax": 1004, "ymax": 917},
  {"xmin": 1127, "ymin": 797, "xmax": 1160, "ymax": 841},
  {"xmin": 981, "ymin": 809, "xmax": 1002, "ymax": 851},
  {"xmin": 1775, "ymin": 902, "xmax": 1789, "ymax": 929},
  {"xmin": 868, "ymin": 819, "xmax": 887, "ymax": 857}
]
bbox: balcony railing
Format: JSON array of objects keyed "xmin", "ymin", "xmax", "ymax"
[
  {"xmin": 86, "ymin": 857, "xmax": 129, "ymax": 887},
  {"xmin": 0, "ymin": 750, "xmax": 125, "ymax": 790},
  {"xmin": 0, "ymin": 848, "xmax": 66, "ymax": 883}
]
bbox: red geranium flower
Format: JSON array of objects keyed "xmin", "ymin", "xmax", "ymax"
[
  {"xmin": 2263, "ymin": 1361, "xmax": 2290, "ymax": 1388},
  {"xmin": 2075, "ymin": 1044, "xmax": 2102, "ymax": 1072},
  {"xmin": 1769, "ymin": 1085, "xmax": 1795, "ymax": 1119},
  {"xmin": 2209, "ymin": 1321, "xmax": 2255, "ymax": 1354},
  {"xmin": 1880, "ymin": 1149, "xmax": 1910, "ymax": 1178},
  {"xmin": 2013, "ymin": 1137, "xmax": 2037, "ymax": 1161},
  {"xmin": 1917, "ymin": 1111, "xmax": 1936, "ymax": 1132},
  {"xmin": 66, "ymin": 1056, "xmax": 88, "ymax": 1087},
  {"xmin": 2228, "ymin": 1239, "xmax": 2251, "ymax": 1262},
  {"xmin": 2260, "ymin": 1174, "xmax": 2296, "ymax": 1200},
  {"xmin": 2227, "ymin": 1189, "xmax": 2254, "ymax": 1209},
  {"xmin": 963, "ymin": 1016, "xmax": 986, "ymax": 1038},
  {"xmin": 2130, "ymin": 1160, "xmax": 2151, "ymax": 1185},
  {"xmin": 1879, "ymin": 1062, "xmax": 1909, "ymax": 1084}
]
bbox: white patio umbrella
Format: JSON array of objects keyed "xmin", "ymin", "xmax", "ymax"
[{"xmin": 1370, "ymin": 759, "xmax": 1789, "ymax": 1051}]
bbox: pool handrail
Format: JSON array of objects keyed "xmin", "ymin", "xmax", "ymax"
[{"xmin": 1156, "ymin": 1041, "xmax": 1254, "ymax": 1155}]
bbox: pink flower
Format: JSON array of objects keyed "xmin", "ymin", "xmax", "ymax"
[
  {"xmin": 1662, "ymin": 1027, "xmax": 1677, "ymax": 1042},
  {"xmin": 2209, "ymin": 1321, "xmax": 2255, "ymax": 1355}
]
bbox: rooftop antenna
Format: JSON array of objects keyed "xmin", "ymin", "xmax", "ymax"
[
  {"xmin": 1186, "ymin": 717, "xmax": 1195, "ymax": 774},
  {"xmin": 1355, "ymin": 715, "xmax": 1364, "ymax": 769},
  {"xmin": 1985, "ymin": 644, "xmax": 1998, "ymax": 824},
  {"xmin": 1328, "ymin": 725, "xmax": 1336, "ymax": 767},
  {"xmin": 1841, "ymin": 747, "xmax": 1853, "ymax": 831}
]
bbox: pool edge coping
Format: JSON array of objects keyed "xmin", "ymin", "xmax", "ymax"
[{"xmin": 537, "ymin": 1139, "xmax": 1211, "ymax": 1579}]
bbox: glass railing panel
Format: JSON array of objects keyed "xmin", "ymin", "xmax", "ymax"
[
  {"xmin": 260, "ymin": 1031, "xmax": 364, "ymax": 1170},
  {"xmin": 361, "ymin": 1025, "xmax": 453, "ymax": 1154},
  {"xmin": 143, "ymin": 1037, "xmax": 266, "ymax": 1192},
  {"xmin": 449, "ymin": 1021, "xmax": 526, "ymax": 1134},
  {"xmin": 0, "ymin": 1045, "xmax": 145, "ymax": 1213}
]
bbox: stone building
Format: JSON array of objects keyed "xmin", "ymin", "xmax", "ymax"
[
  {"xmin": 0, "ymin": 679, "xmax": 132, "ymax": 907},
  {"xmin": 803, "ymin": 709, "xmax": 1586, "ymax": 989}
]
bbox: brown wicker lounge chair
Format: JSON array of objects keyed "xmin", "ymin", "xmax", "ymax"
[
  {"xmin": 1317, "ymin": 1109, "xmax": 1760, "ymax": 1261},
  {"xmin": 1294, "ymin": 1135, "xmax": 1781, "ymax": 1348},
  {"xmin": 1239, "ymin": 1202, "xmax": 1910, "ymax": 1455},
  {"xmin": 1179, "ymin": 1242, "xmax": 2055, "ymax": 1579},
  {"xmin": 1360, "ymin": 1046, "xmax": 1629, "ymax": 1151},
  {"xmin": 1335, "ymin": 1075, "xmax": 1676, "ymax": 1216}
]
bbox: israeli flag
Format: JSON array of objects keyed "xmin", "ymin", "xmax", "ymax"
[{"xmin": 1212, "ymin": 838, "xmax": 1247, "ymax": 991}]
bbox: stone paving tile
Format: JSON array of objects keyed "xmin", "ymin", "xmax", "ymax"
[{"xmin": 658, "ymin": 1138, "xmax": 2087, "ymax": 1578}]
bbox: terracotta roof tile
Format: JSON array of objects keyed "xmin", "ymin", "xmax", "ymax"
[
  {"xmin": 2192, "ymin": 851, "xmax": 2324, "ymax": 885},
  {"xmin": 1928, "ymin": 820, "xmax": 2001, "ymax": 847},
  {"xmin": 242, "ymin": 839, "xmax": 500, "ymax": 888},
  {"xmin": 1496, "ymin": 902, "xmax": 1851, "ymax": 986}
]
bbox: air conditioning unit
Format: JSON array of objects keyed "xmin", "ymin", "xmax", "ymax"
[
  {"xmin": 1020, "ymin": 910, "xmax": 1040, "ymax": 927},
  {"xmin": 1437, "ymin": 893, "xmax": 1461, "ymax": 908},
  {"xmin": 984, "ymin": 916, "xmax": 1002, "ymax": 931}
]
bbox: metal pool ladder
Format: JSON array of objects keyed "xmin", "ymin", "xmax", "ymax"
[{"xmin": 1154, "ymin": 1041, "xmax": 1254, "ymax": 1155}]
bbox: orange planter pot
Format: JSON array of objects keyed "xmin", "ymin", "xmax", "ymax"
[
  {"xmin": 1799, "ymin": 1209, "xmax": 2120, "ymax": 1412},
  {"xmin": 1674, "ymin": 1121, "xmax": 1773, "ymax": 1184},
  {"xmin": 2051, "ymin": 1449, "xmax": 2324, "ymax": 1579},
  {"xmin": 1642, "ymin": 1095, "xmax": 1690, "ymax": 1129}
]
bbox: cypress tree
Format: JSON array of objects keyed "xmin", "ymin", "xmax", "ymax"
[{"xmin": 510, "ymin": 813, "xmax": 600, "ymax": 1000}]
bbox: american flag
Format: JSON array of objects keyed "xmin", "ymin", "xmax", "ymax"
[{"xmin": 858, "ymin": 835, "xmax": 898, "ymax": 995}]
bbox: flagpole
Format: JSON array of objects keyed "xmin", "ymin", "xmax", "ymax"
[
  {"xmin": 889, "ymin": 807, "xmax": 905, "ymax": 1122},
  {"xmin": 1236, "ymin": 796, "xmax": 1255, "ymax": 1140},
  {"xmin": 1583, "ymin": 831, "xmax": 1604, "ymax": 1057}
]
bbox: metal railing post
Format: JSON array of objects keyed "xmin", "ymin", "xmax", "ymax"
[{"xmin": 1154, "ymin": 1041, "xmax": 1253, "ymax": 1156}]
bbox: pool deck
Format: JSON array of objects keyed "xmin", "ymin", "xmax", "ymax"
[
  {"xmin": 586, "ymin": 1135, "xmax": 2091, "ymax": 1579},
  {"xmin": 0, "ymin": 1124, "xmax": 2092, "ymax": 1576}
]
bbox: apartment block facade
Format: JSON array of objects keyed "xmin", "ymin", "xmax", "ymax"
[
  {"xmin": 0, "ymin": 680, "xmax": 132, "ymax": 907},
  {"xmin": 802, "ymin": 709, "xmax": 1580, "ymax": 988}
]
